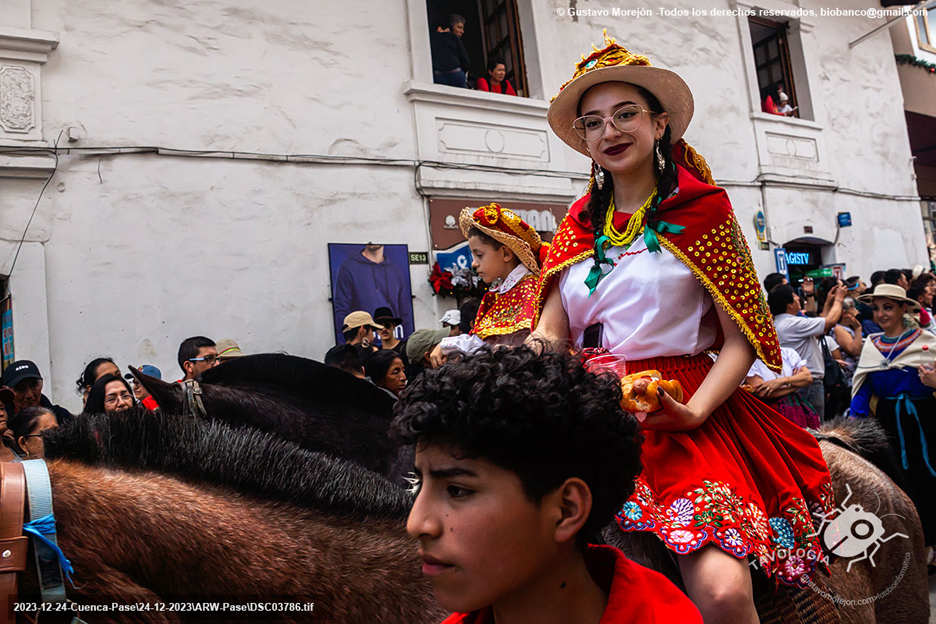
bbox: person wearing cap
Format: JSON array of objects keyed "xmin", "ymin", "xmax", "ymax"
[
  {"xmin": 216, "ymin": 339, "xmax": 245, "ymax": 362},
  {"xmin": 405, "ymin": 328, "xmax": 450, "ymax": 380},
  {"xmin": 126, "ymin": 365, "xmax": 162, "ymax": 411},
  {"xmin": 851, "ymin": 284, "xmax": 936, "ymax": 546},
  {"xmin": 374, "ymin": 307, "xmax": 411, "ymax": 376},
  {"xmin": 776, "ymin": 91, "xmax": 795, "ymax": 116},
  {"xmin": 342, "ymin": 311, "xmax": 381, "ymax": 363},
  {"xmin": 432, "ymin": 204, "xmax": 547, "ymax": 364},
  {"xmin": 528, "ymin": 33, "xmax": 833, "ymax": 619},
  {"xmin": 1, "ymin": 360, "xmax": 72, "ymax": 426},
  {"xmin": 439, "ymin": 310, "xmax": 461, "ymax": 336}
]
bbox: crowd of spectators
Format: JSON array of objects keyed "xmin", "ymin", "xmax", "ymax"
[
  {"xmin": 324, "ymin": 299, "xmax": 480, "ymax": 399},
  {"xmin": 758, "ymin": 265, "xmax": 936, "ymax": 423},
  {"xmin": 0, "ymin": 335, "xmax": 245, "ymax": 460}
]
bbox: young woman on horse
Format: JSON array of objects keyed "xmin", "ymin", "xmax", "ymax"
[
  {"xmin": 532, "ymin": 34, "xmax": 834, "ymax": 623},
  {"xmin": 851, "ymin": 283, "xmax": 936, "ymax": 546}
]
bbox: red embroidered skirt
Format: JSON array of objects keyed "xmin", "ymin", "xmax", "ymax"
[{"xmin": 615, "ymin": 354, "xmax": 835, "ymax": 588}]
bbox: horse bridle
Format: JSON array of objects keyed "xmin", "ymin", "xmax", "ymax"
[
  {"xmin": 181, "ymin": 380, "xmax": 208, "ymax": 419},
  {"xmin": 0, "ymin": 461, "xmax": 72, "ymax": 624},
  {"xmin": 0, "ymin": 462, "xmax": 27, "ymax": 624}
]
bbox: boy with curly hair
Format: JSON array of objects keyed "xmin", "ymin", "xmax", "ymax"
[{"xmin": 392, "ymin": 346, "xmax": 702, "ymax": 623}]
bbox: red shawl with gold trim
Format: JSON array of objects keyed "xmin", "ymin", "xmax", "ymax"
[{"xmin": 537, "ymin": 165, "xmax": 782, "ymax": 371}]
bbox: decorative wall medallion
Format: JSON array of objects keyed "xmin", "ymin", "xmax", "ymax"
[{"xmin": 0, "ymin": 65, "xmax": 36, "ymax": 133}]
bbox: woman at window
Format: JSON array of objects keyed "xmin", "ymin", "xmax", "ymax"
[
  {"xmin": 476, "ymin": 58, "xmax": 517, "ymax": 96},
  {"xmin": 532, "ymin": 34, "xmax": 834, "ymax": 622},
  {"xmin": 761, "ymin": 84, "xmax": 784, "ymax": 116}
]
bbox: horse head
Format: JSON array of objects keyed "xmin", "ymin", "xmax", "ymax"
[{"xmin": 128, "ymin": 354, "xmax": 408, "ymax": 481}]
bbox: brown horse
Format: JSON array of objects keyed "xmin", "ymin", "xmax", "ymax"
[
  {"xmin": 14, "ymin": 410, "xmax": 445, "ymax": 623},
  {"xmin": 603, "ymin": 417, "xmax": 931, "ymax": 623}
]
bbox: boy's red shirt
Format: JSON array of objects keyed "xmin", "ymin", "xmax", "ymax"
[{"xmin": 439, "ymin": 544, "xmax": 702, "ymax": 624}]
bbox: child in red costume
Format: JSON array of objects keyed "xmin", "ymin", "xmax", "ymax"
[
  {"xmin": 392, "ymin": 346, "xmax": 702, "ymax": 624},
  {"xmin": 434, "ymin": 205, "xmax": 546, "ymax": 361}
]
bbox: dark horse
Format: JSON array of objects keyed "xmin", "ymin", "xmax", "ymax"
[
  {"xmin": 132, "ymin": 355, "xmax": 412, "ymax": 483},
  {"xmin": 16, "ymin": 410, "xmax": 445, "ymax": 623}
]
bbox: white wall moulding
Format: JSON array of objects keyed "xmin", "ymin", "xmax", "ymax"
[
  {"xmin": 0, "ymin": 64, "xmax": 34, "ymax": 133},
  {"xmin": 764, "ymin": 133, "xmax": 817, "ymax": 162},
  {"xmin": 750, "ymin": 113, "xmax": 834, "ymax": 185},
  {"xmin": 0, "ymin": 152, "xmax": 55, "ymax": 178},
  {"xmin": 0, "ymin": 26, "xmax": 59, "ymax": 62},
  {"xmin": 436, "ymin": 119, "xmax": 548, "ymax": 161},
  {"xmin": 0, "ymin": 25, "xmax": 58, "ymax": 146},
  {"xmin": 405, "ymin": 81, "xmax": 581, "ymax": 200}
]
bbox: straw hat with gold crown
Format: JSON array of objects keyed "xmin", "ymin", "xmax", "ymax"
[{"xmin": 548, "ymin": 32, "xmax": 715, "ymax": 187}]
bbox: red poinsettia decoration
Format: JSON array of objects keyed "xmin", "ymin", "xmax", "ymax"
[
  {"xmin": 428, "ymin": 262, "xmax": 488, "ymax": 299},
  {"xmin": 429, "ymin": 262, "xmax": 454, "ymax": 295}
]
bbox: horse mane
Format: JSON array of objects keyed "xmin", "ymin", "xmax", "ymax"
[
  {"xmin": 815, "ymin": 417, "xmax": 906, "ymax": 489},
  {"xmin": 199, "ymin": 354, "xmax": 395, "ymax": 414},
  {"xmin": 43, "ymin": 409, "xmax": 413, "ymax": 521}
]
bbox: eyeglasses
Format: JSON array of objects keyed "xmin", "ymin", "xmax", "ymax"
[
  {"xmin": 378, "ymin": 321, "xmax": 395, "ymax": 329},
  {"xmin": 188, "ymin": 355, "xmax": 219, "ymax": 365},
  {"xmin": 104, "ymin": 392, "xmax": 133, "ymax": 406},
  {"xmin": 572, "ymin": 105, "xmax": 654, "ymax": 141}
]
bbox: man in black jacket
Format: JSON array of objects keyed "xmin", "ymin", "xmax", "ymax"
[
  {"xmin": 1, "ymin": 360, "xmax": 73, "ymax": 425},
  {"xmin": 430, "ymin": 14, "xmax": 470, "ymax": 88}
]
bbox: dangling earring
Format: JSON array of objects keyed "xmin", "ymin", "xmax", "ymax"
[
  {"xmin": 655, "ymin": 140, "xmax": 665, "ymax": 174},
  {"xmin": 595, "ymin": 164, "xmax": 605, "ymax": 190}
]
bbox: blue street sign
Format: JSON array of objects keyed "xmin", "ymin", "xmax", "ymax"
[
  {"xmin": 774, "ymin": 248, "xmax": 789, "ymax": 280},
  {"xmin": 837, "ymin": 212, "xmax": 852, "ymax": 227},
  {"xmin": 754, "ymin": 210, "xmax": 767, "ymax": 242}
]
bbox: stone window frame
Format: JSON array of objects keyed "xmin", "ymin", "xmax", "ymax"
[
  {"xmin": 404, "ymin": 0, "xmax": 550, "ymax": 101},
  {"xmin": 731, "ymin": 0, "xmax": 821, "ymax": 127},
  {"xmin": 914, "ymin": 7, "xmax": 936, "ymax": 55}
]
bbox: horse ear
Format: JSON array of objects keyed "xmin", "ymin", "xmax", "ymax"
[{"xmin": 128, "ymin": 366, "xmax": 183, "ymax": 413}]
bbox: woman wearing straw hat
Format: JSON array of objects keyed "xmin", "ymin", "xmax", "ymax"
[
  {"xmin": 852, "ymin": 284, "xmax": 936, "ymax": 547},
  {"xmin": 532, "ymin": 34, "xmax": 834, "ymax": 621}
]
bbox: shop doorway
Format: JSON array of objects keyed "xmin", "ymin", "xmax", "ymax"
[{"xmin": 784, "ymin": 242, "xmax": 822, "ymax": 287}]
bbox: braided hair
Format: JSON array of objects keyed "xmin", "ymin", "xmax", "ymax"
[{"xmin": 584, "ymin": 86, "xmax": 677, "ymax": 246}]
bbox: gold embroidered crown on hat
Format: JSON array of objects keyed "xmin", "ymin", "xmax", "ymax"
[
  {"xmin": 552, "ymin": 32, "xmax": 650, "ymax": 102},
  {"xmin": 459, "ymin": 203, "xmax": 544, "ymax": 273}
]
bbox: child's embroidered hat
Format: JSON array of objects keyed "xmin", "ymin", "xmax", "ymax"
[{"xmin": 459, "ymin": 204, "xmax": 545, "ymax": 274}]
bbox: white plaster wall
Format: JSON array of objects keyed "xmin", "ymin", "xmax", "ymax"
[
  {"xmin": 39, "ymin": 155, "xmax": 433, "ymax": 412},
  {"xmin": 22, "ymin": 0, "xmax": 437, "ymax": 412}
]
